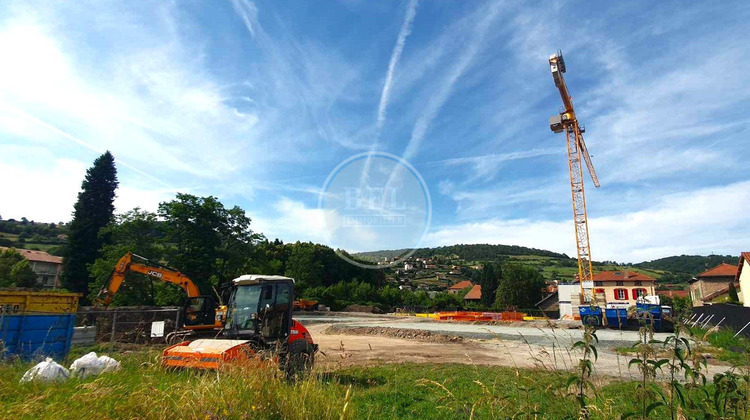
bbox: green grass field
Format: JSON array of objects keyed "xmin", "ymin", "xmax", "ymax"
[{"xmin": 0, "ymin": 344, "xmax": 706, "ymax": 419}]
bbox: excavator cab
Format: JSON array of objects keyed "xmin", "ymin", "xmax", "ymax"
[{"xmin": 182, "ymin": 296, "xmax": 219, "ymax": 329}]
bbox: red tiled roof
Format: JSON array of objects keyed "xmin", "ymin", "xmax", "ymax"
[
  {"xmin": 449, "ymin": 280, "xmax": 473, "ymax": 290},
  {"xmin": 464, "ymin": 285, "xmax": 482, "ymax": 300},
  {"xmin": 0, "ymin": 247, "xmax": 63, "ymax": 264},
  {"xmin": 697, "ymin": 263, "xmax": 738, "ymax": 278},
  {"xmin": 592, "ymin": 271, "xmax": 655, "ymax": 282},
  {"xmin": 656, "ymin": 290, "xmax": 689, "ymax": 299},
  {"xmin": 736, "ymin": 252, "xmax": 750, "ymax": 283}
]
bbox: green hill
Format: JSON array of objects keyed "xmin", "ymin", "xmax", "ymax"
[
  {"xmin": 355, "ymin": 243, "xmax": 568, "ymax": 262},
  {"xmin": 634, "ymin": 254, "xmax": 738, "ymax": 283},
  {"xmin": 354, "ymin": 244, "xmax": 741, "ymax": 286},
  {"xmin": 0, "ymin": 218, "xmax": 68, "ymax": 255}
]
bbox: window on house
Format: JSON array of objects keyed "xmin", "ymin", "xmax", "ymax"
[
  {"xmin": 632, "ymin": 288, "xmax": 647, "ymax": 299},
  {"xmin": 614, "ymin": 288, "xmax": 627, "ymax": 300},
  {"xmin": 634, "ymin": 281, "xmax": 642, "ymax": 286},
  {"xmin": 594, "ymin": 281, "xmax": 603, "ymax": 286},
  {"xmin": 616, "ymin": 281, "xmax": 623, "ymax": 286}
]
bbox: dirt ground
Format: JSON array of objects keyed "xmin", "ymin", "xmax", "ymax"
[{"xmin": 310, "ymin": 322, "xmax": 732, "ymax": 380}]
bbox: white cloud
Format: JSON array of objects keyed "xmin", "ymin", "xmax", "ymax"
[
  {"xmin": 252, "ymin": 198, "xmax": 328, "ymax": 244},
  {"xmin": 115, "ymin": 185, "xmax": 175, "ymax": 216},
  {"xmin": 426, "ymin": 180, "xmax": 750, "ymax": 262},
  {"xmin": 0, "ymin": 155, "xmax": 85, "ymax": 222}
]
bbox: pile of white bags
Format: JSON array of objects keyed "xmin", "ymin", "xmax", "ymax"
[
  {"xmin": 19, "ymin": 358, "xmax": 70, "ymax": 383},
  {"xmin": 20, "ymin": 352, "xmax": 120, "ymax": 383}
]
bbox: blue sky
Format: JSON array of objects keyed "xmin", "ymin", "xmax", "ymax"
[{"xmin": 1, "ymin": 0, "xmax": 749, "ymax": 262}]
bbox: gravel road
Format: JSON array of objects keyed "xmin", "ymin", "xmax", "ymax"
[{"xmin": 294, "ymin": 313, "xmax": 672, "ymax": 347}]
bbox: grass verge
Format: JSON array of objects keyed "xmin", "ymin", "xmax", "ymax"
[{"xmin": 0, "ymin": 344, "xmax": 700, "ymax": 419}]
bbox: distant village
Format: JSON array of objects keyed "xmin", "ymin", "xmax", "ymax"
[{"xmin": 377, "ymin": 251, "xmax": 750, "ymax": 317}]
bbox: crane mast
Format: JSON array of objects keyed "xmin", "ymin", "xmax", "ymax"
[{"xmin": 549, "ymin": 51, "xmax": 600, "ymax": 304}]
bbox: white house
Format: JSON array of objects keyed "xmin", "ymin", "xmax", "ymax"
[{"xmin": 737, "ymin": 252, "xmax": 750, "ymax": 306}]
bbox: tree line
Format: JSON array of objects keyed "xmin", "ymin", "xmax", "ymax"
[{"xmin": 4, "ymin": 151, "xmax": 571, "ymax": 313}]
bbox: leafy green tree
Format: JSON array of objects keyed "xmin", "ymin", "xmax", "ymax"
[
  {"xmin": 61, "ymin": 151, "xmax": 118, "ymax": 299},
  {"xmin": 494, "ymin": 262, "xmax": 546, "ymax": 310},
  {"xmin": 284, "ymin": 242, "xmax": 325, "ymax": 290},
  {"xmin": 480, "ymin": 262, "xmax": 500, "ymax": 307},
  {"xmin": 0, "ymin": 248, "xmax": 37, "ymax": 287},
  {"xmin": 432, "ymin": 292, "xmax": 462, "ymax": 310},
  {"xmin": 87, "ymin": 209, "xmax": 172, "ymax": 306},
  {"xmin": 159, "ymin": 194, "xmax": 261, "ymax": 293},
  {"xmin": 470, "ymin": 270, "xmax": 481, "ymax": 285}
]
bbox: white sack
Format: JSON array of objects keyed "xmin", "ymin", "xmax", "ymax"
[
  {"xmin": 20, "ymin": 358, "xmax": 70, "ymax": 383},
  {"xmin": 70, "ymin": 352, "xmax": 120, "ymax": 378},
  {"xmin": 97, "ymin": 355, "xmax": 121, "ymax": 373}
]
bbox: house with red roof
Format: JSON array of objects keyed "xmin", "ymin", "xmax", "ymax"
[
  {"xmin": 463, "ymin": 285, "xmax": 482, "ymax": 302},
  {"xmin": 592, "ymin": 271, "xmax": 656, "ymax": 305},
  {"xmin": 448, "ymin": 280, "xmax": 473, "ymax": 295},
  {"xmin": 736, "ymin": 252, "xmax": 750, "ymax": 307},
  {"xmin": 689, "ymin": 263, "xmax": 739, "ymax": 307},
  {"xmin": 0, "ymin": 247, "xmax": 63, "ymax": 288}
]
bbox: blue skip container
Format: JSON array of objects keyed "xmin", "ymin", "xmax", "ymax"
[
  {"xmin": 1, "ymin": 290, "xmax": 80, "ymax": 361},
  {"xmin": 605, "ymin": 308, "xmax": 628, "ymax": 329},
  {"xmin": 636, "ymin": 303, "xmax": 663, "ymax": 331},
  {"xmin": 0, "ymin": 313, "xmax": 76, "ymax": 361},
  {"xmin": 579, "ymin": 306, "xmax": 603, "ymax": 326}
]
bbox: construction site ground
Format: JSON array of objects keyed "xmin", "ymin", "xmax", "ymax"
[{"xmin": 300, "ymin": 312, "xmax": 731, "ymax": 380}]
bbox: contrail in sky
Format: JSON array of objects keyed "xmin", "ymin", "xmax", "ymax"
[{"xmin": 376, "ymin": 0, "xmax": 419, "ymax": 132}]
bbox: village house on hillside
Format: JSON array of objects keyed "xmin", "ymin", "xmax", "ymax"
[
  {"xmin": 1, "ymin": 247, "xmax": 63, "ymax": 288},
  {"xmin": 689, "ymin": 263, "xmax": 739, "ymax": 307},
  {"xmin": 464, "ymin": 285, "xmax": 481, "ymax": 302},
  {"xmin": 592, "ymin": 271, "xmax": 656, "ymax": 305},
  {"xmin": 447, "ymin": 280, "xmax": 473, "ymax": 295}
]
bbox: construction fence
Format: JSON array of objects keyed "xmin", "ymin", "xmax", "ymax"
[
  {"xmin": 74, "ymin": 306, "xmax": 183, "ymax": 346},
  {"xmin": 692, "ymin": 304, "xmax": 750, "ymax": 337}
]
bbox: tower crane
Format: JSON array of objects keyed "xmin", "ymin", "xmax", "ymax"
[{"xmin": 548, "ymin": 51, "xmax": 600, "ymax": 304}]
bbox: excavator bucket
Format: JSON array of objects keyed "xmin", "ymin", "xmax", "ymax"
[{"xmin": 162, "ymin": 339, "xmax": 260, "ymax": 370}]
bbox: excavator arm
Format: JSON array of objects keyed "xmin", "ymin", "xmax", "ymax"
[{"xmin": 94, "ymin": 252, "xmax": 201, "ymax": 307}]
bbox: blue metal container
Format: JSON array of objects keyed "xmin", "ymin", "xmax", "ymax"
[
  {"xmin": 636, "ymin": 303, "xmax": 663, "ymax": 331},
  {"xmin": 579, "ymin": 306, "xmax": 603, "ymax": 326},
  {"xmin": 605, "ymin": 308, "xmax": 628, "ymax": 329},
  {"xmin": 1, "ymin": 313, "xmax": 76, "ymax": 361}
]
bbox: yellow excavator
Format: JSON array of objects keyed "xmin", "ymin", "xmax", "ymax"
[{"xmin": 94, "ymin": 252, "xmax": 227, "ymax": 341}]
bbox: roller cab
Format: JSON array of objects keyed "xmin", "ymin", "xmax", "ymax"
[{"xmin": 162, "ymin": 275, "xmax": 316, "ymax": 373}]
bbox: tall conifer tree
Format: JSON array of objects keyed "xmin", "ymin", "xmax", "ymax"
[{"xmin": 61, "ymin": 151, "xmax": 118, "ymax": 298}]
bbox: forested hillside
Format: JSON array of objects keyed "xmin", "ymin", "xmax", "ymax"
[
  {"xmin": 635, "ymin": 254, "xmax": 737, "ymax": 277},
  {"xmin": 0, "ymin": 218, "xmax": 68, "ymax": 255},
  {"xmin": 356, "ymin": 243, "xmax": 568, "ymax": 262}
]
